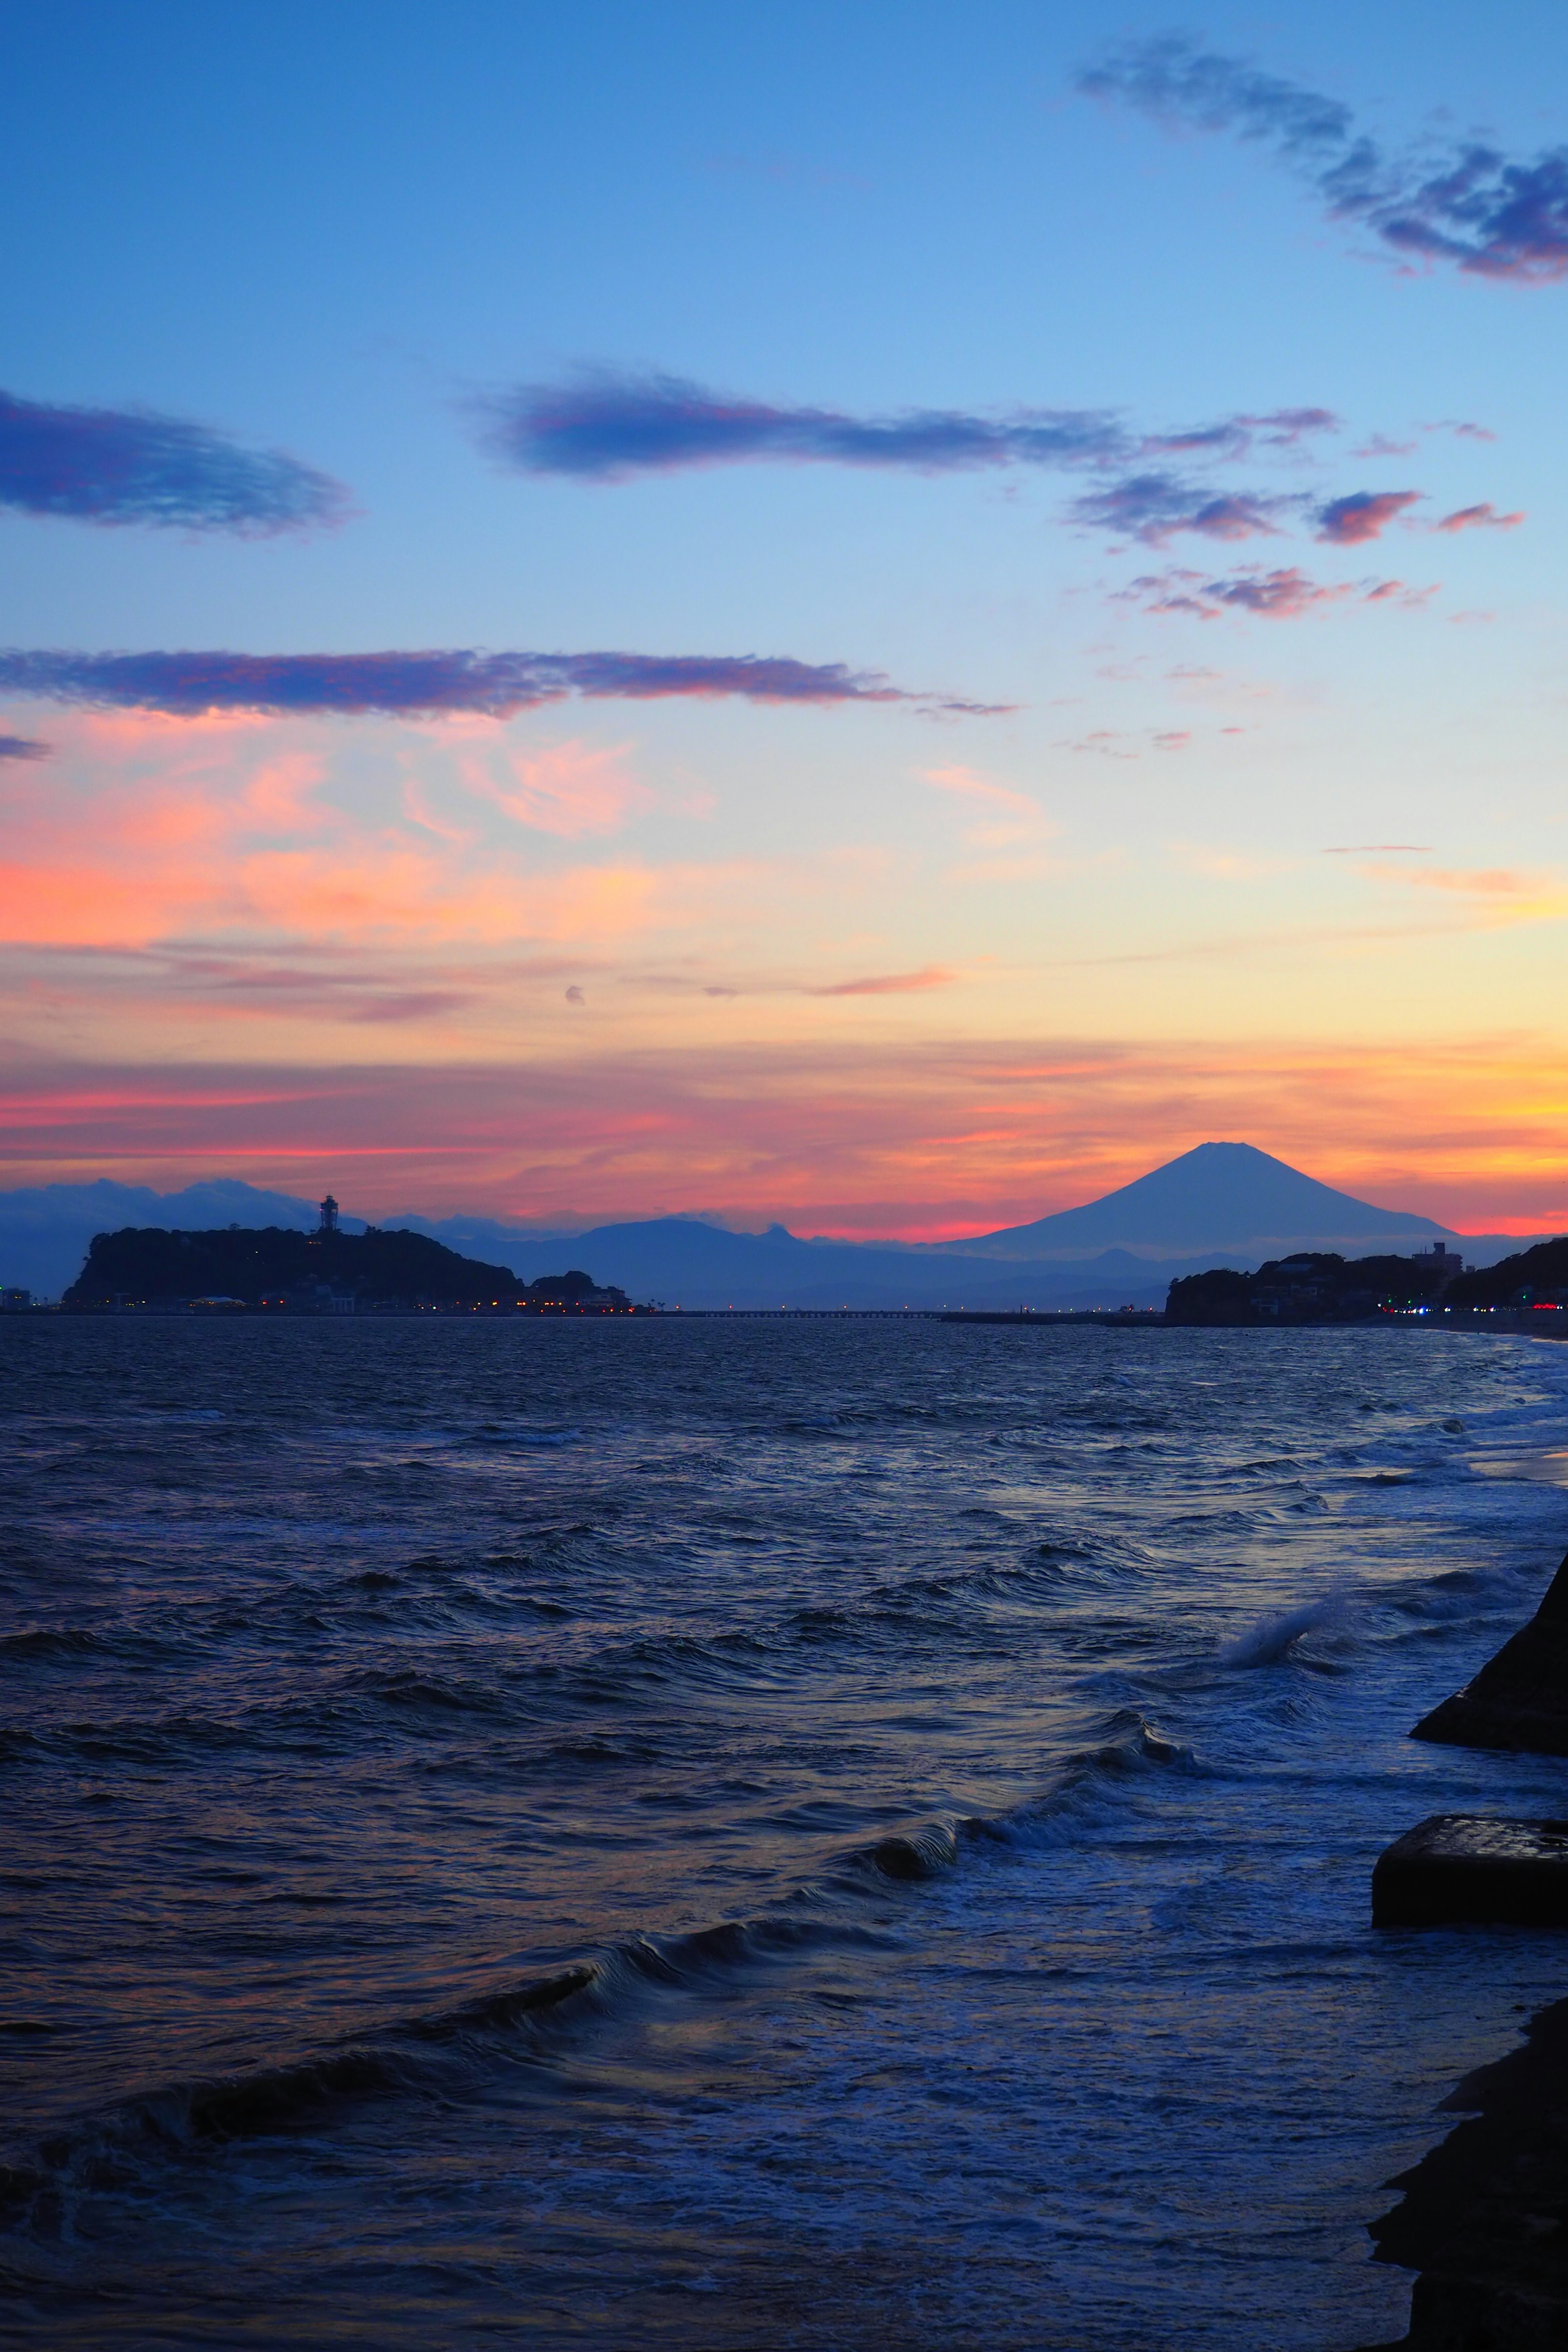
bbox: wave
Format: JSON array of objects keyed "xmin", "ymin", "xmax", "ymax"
[
  {"xmin": 0, "ymin": 1706, "xmax": 1202, "ymax": 2236},
  {"xmin": 1215, "ymin": 1595, "xmax": 1344, "ymax": 1668},
  {"xmin": 0, "ymin": 1628, "xmax": 100, "ymax": 1661},
  {"xmin": 838, "ymin": 1713, "xmax": 1193, "ymax": 1888},
  {"xmin": 0, "ymin": 1904, "xmax": 910, "ymax": 2236}
]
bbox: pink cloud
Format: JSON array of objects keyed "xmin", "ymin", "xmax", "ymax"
[
  {"xmin": 1125, "ymin": 566, "xmax": 1429, "ymax": 620},
  {"xmin": 1435, "ymin": 502, "xmax": 1524, "ymax": 532},
  {"xmin": 456, "ymin": 737, "xmax": 650, "ymax": 838},
  {"xmin": 922, "ymin": 764, "xmax": 1040, "ymax": 818},
  {"xmin": 1315, "ymin": 490, "xmax": 1421, "ymax": 544},
  {"xmin": 806, "ymin": 966, "xmax": 955, "ymax": 997}
]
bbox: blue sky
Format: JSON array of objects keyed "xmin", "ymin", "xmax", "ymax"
[{"xmin": 3, "ymin": 2, "xmax": 1566, "ymax": 1234}]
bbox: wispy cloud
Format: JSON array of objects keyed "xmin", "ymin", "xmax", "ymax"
[
  {"xmin": 0, "ymin": 646, "xmax": 991, "ymax": 718},
  {"xmin": 922, "ymin": 763, "xmax": 1052, "ymax": 846},
  {"xmin": 923, "ymin": 764, "xmax": 1041, "ymax": 817},
  {"xmin": 1436, "ymin": 501, "xmax": 1524, "ymax": 532},
  {"xmin": 631, "ymin": 961, "xmax": 958, "ymax": 1001},
  {"xmin": 474, "ymin": 368, "xmax": 1344, "ymax": 487},
  {"xmin": 1078, "ymin": 34, "xmax": 1568, "ymax": 282},
  {"xmin": 1315, "ymin": 490, "xmax": 1421, "ymax": 543},
  {"xmin": 1143, "ymin": 407, "xmax": 1339, "ymax": 457},
  {"xmin": 481, "ymin": 373, "xmax": 1499, "ymax": 578},
  {"xmin": 1123, "ymin": 565, "xmax": 1427, "ymax": 619},
  {"xmin": 1360, "ymin": 862, "xmax": 1568, "ymax": 925},
  {"xmin": 457, "ymin": 738, "xmax": 649, "ymax": 838},
  {"xmin": 0, "ymin": 733, "xmax": 50, "ymax": 760},
  {"xmin": 806, "ymin": 966, "xmax": 955, "ymax": 997},
  {"xmin": 0, "ymin": 390, "xmax": 349, "ymax": 532},
  {"xmin": 1372, "ymin": 863, "xmax": 1555, "ymax": 895},
  {"xmin": 1051, "ymin": 726, "xmax": 1195, "ymax": 758},
  {"xmin": 1069, "ymin": 471, "xmax": 1287, "ymax": 545}
]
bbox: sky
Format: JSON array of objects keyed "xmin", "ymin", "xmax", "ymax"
[{"xmin": 3, "ymin": 0, "xmax": 1568, "ymax": 1238}]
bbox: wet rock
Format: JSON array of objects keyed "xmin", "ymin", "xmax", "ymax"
[
  {"xmin": 1351, "ymin": 1997, "xmax": 1568, "ymax": 2350},
  {"xmin": 1412, "ymin": 1551, "xmax": 1568, "ymax": 1755},
  {"xmin": 1372, "ymin": 1815, "xmax": 1568, "ymax": 1929}
]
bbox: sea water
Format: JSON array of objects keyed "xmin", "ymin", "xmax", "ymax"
[{"xmin": 2, "ymin": 1315, "xmax": 1568, "ymax": 2349}]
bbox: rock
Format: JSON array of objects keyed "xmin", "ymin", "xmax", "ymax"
[
  {"xmin": 1352, "ymin": 1997, "xmax": 1568, "ymax": 2350},
  {"xmin": 1412, "ymin": 1550, "xmax": 1568, "ymax": 1754},
  {"xmin": 1372, "ymin": 1815, "xmax": 1568, "ymax": 1929}
]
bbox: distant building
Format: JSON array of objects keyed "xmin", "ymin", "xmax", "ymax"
[
  {"xmin": 318, "ymin": 1194, "xmax": 339, "ymax": 1234},
  {"xmin": 1410, "ymin": 1243, "xmax": 1465, "ymax": 1276},
  {"xmin": 1, "ymin": 1286, "xmax": 31, "ymax": 1311}
]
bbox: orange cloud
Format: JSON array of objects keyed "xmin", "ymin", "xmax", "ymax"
[
  {"xmin": 1360, "ymin": 863, "xmax": 1568, "ymax": 924},
  {"xmin": 4, "ymin": 1031, "xmax": 1567, "ymax": 1238}
]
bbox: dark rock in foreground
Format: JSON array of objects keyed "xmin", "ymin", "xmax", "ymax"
[
  {"xmin": 1373, "ymin": 1815, "xmax": 1568, "ymax": 1929},
  {"xmin": 1412, "ymin": 1552, "xmax": 1568, "ymax": 1754},
  {"xmin": 1353, "ymin": 1997, "xmax": 1568, "ymax": 2351}
]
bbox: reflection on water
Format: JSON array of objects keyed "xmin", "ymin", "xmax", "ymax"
[{"xmin": 1, "ymin": 1316, "xmax": 1566, "ymax": 2348}]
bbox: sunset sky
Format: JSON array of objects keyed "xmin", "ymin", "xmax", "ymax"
[{"xmin": 5, "ymin": 0, "xmax": 1568, "ymax": 1236}]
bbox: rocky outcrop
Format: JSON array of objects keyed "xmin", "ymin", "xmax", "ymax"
[
  {"xmin": 1372, "ymin": 1815, "xmax": 1568, "ymax": 1929},
  {"xmin": 1412, "ymin": 1552, "xmax": 1568, "ymax": 1754},
  {"xmin": 1354, "ymin": 1998, "xmax": 1568, "ymax": 2351}
]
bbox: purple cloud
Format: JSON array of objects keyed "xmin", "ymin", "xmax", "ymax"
[
  {"xmin": 1123, "ymin": 566, "xmax": 1419, "ymax": 620},
  {"xmin": 1078, "ymin": 36, "xmax": 1568, "ymax": 282},
  {"xmin": 1315, "ymin": 489, "xmax": 1422, "ymax": 543},
  {"xmin": 1069, "ymin": 470, "xmax": 1288, "ymax": 545},
  {"xmin": 1142, "ymin": 405, "xmax": 1338, "ymax": 459},
  {"xmin": 0, "ymin": 647, "xmax": 998, "ymax": 719},
  {"xmin": 0, "ymin": 390, "xmax": 349, "ymax": 532},
  {"xmin": 0, "ymin": 732, "xmax": 50, "ymax": 760},
  {"xmin": 474, "ymin": 371, "xmax": 1343, "ymax": 487},
  {"xmin": 477, "ymin": 370, "xmax": 1133, "ymax": 481}
]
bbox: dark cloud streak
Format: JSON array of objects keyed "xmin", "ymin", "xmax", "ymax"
[
  {"xmin": 476, "ymin": 370, "xmax": 1341, "ymax": 486},
  {"xmin": 0, "ymin": 390, "xmax": 349, "ymax": 532},
  {"xmin": 0, "ymin": 733, "xmax": 51, "ymax": 760},
  {"xmin": 478, "ymin": 371, "xmax": 1130, "ymax": 481},
  {"xmin": 0, "ymin": 647, "xmax": 1000, "ymax": 719}
]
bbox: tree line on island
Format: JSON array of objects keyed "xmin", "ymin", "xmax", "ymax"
[
  {"xmin": 62, "ymin": 1225, "xmax": 642, "ymax": 1314},
  {"xmin": 1166, "ymin": 1237, "xmax": 1568, "ymax": 1325}
]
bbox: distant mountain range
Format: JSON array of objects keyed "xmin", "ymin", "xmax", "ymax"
[{"xmin": 0, "ymin": 1143, "xmax": 1550, "ymax": 1307}]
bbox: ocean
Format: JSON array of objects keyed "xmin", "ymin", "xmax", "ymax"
[{"xmin": 3, "ymin": 1314, "xmax": 1567, "ymax": 2349}]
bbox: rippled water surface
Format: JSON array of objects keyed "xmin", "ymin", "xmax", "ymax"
[{"xmin": 4, "ymin": 1314, "xmax": 1568, "ymax": 2348}]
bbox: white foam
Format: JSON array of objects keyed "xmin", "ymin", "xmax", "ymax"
[{"xmin": 1216, "ymin": 1592, "xmax": 1342, "ymax": 1668}]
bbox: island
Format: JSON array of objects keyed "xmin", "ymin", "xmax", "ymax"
[
  {"xmin": 1165, "ymin": 1248, "xmax": 1460, "ymax": 1326},
  {"xmin": 61, "ymin": 1221, "xmax": 645, "ymax": 1315},
  {"xmin": 1166, "ymin": 1236, "xmax": 1568, "ymax": 1328}
]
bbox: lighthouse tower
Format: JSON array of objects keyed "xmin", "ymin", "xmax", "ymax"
[{"xmin": 318, "ymin": 1194, "xmax": 339, "ymax": 1234}]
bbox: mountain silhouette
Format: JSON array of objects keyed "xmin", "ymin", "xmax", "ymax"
[{"xmin": 944, "ymin": 1140, "xmax": 1452, "ymax": 1261}]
